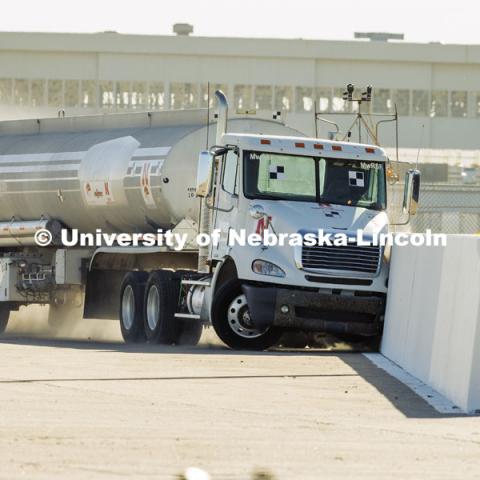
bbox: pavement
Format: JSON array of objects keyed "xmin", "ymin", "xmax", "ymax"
[{"xmin": 0, "ymin": 313, "xmax": 479, "ymax": 479}]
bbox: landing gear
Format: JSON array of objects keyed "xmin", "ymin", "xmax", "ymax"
[
  {"xmin": 0, "ymin": 303, "xmax": 10, "ymax": 335},
  {"xmin": 211, "ymin": 280, "xmax": 282, "ymax": 350},
  {"xmin": 119, "ymin": 271, "xmax": 149, "ymax": 343}
]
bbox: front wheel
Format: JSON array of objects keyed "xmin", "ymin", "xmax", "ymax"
[{"xmin": 211, "ymin": 280, "xmax": 282, "ymax": 350}]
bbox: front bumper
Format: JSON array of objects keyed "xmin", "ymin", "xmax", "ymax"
[{"xmin": 242, "ymin": 285, "xmax": 385, "ymax": 336}]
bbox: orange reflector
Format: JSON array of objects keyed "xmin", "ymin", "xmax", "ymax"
[
  {"xmin": 365, "ymin": 147, "xmax": 375, "ymax": 154},
  {"xmin": 332, "ymin": 145, "xmax": 342, "ymax": 151},
  {"xmin": 314, "ymin": 144, "xmax": 324, "ymax": 150},
  {"xmin": 295, "ymin": 142, "xmax": 305, "ymax": 148},
  {"xmin": 260, "ymin": 139, "xmax": 271, "ymax": 145}
]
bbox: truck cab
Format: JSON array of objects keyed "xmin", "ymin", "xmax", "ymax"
[{"xmin": 198, "ymin": 132, "xmax": 393, "ymax": 349}]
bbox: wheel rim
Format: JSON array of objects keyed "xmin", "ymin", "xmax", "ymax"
[
  {"xmin": 146, "ymin": 285, "xmax": 160, "ymax": 331},
  {"xmin": 227, "ymin": 294, "xmax": 267, "ymax": 339},
  {"xmin": 121, "ymin": 285, "xmax": 135, "ymax": 331}
]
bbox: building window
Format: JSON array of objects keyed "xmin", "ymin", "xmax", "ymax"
[
  {"xmin": 273, "ymin": 86, "xmax": 293, "ymax": 112},
  {"xmin": 64, "ymin": 80, "xmax": 79, "ymax": 107},
  {"xmin": 332, "ymin": 87, "xmax": 347, "ymax": 112},
  {"xmin": 81, "ymin": 80, "xmax": 97, "ymax": 107},
  {"xmin": 31, "ymin": 79, "xmax": 45, "ymax": 106},
  {"xmin": 316, "ymin": 87, "xmax": 331, "ymax": 113},
  {"xmin": 170, "ymin": 83, "xmax": 198, "ymax": 109},
  {"xmin": 295, "ymin": 87, "xmax": 314, "ymax": 112},
  {"xmin": 99, "ymin": 81, "xmax": 115, "ymax": 108},
  {"xmin": 234, "ymin": 85, "xmax": 253, "ymax": 111},
  {"xmin": 131, "ymin": 82, "xmax": 146, "ymax": 108},
  {"xmin": 116, "ymin": 81, "xmax": 131, "ymax": 108},
  {"xmin": 372, "ymin": 88, "xmax": 390, "ymax": 114},
  {"xmin": 451, "ymin": 91, "xmax": 468, "ymax": 118},
  {"xmin": 148, "ymin": 82, "xmax": 165, "ymax": 109},
  {"xmin": 0, "ymin": 79, "xmax": 12, "ymax": 104},
  {"xmin": 14, "ymin": 79, "xmax": 29, "ymax": 105},
  {"xmin": 391, "ymin": 89, "xmax": 410, "ymax": 116},
  {"xmin": 47, "ymin": 79, "xmax": 63, "ymax": 107},
  {"xmin": 430, "ymin": 90, "xmax": 448, "ymax": 117},
  {"xmin": 255, "ymin": 85, "xmax": 273, "ymax": 110},
  {"xmin": 412, "ymin": 90, "xmax": 429, "ymax": 116}
]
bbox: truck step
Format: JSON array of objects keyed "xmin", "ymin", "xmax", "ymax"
[
  {"xmin": 180, "ymin": 280, "xmax": 210, "ymax": 287},
  {"xmin": 174, "ymin": 313, "xmax": 201, "ymax": 320}
]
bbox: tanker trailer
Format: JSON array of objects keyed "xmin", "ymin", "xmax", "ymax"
[
  {"xmin": 0, "ymin": 99, "xmax": 303, "ymax": 339},
  {"xmin": 0, "ymin": 91, "xmax": 420, "ymax": 349}
]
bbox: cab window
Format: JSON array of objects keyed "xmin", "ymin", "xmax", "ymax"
[{"xmin": 222, "ymin": 150, "xmax": 239, "ymax": 195}]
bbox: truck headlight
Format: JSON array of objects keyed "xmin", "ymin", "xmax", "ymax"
[{"xmin": 252, "ymin": 260, "xmax": 286, "ymax": 278}]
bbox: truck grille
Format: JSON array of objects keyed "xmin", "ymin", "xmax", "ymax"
[{"xmin": 301, "ymin": 242, "xmax": 381, "ymax": 276}]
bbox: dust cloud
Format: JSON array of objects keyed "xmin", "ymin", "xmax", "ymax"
[
  {"xmin": 5, "ymin": 305, "xmax": 123, "ymax": 342},
  {"xmin": 4, "ymin": 304, "xmax": 222, "ymax": 346}
]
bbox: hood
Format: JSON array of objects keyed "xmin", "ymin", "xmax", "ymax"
[{"xmin": 253, "ymin": 200, "xmax": 389, "ymax": 236}]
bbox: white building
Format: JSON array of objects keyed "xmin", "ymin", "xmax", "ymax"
[{"xmin": 0, "ymin": 30, "xmax": 479, "ymax": 150}]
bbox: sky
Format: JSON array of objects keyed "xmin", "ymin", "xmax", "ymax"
[{"xmin": 0, "ymin": 0, "xmax": 478, "ymax": 45}]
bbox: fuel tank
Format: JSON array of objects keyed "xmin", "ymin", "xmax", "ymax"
[{"xmin": 0, "ymin": 109, "xmax": 301, "ymax": 243}]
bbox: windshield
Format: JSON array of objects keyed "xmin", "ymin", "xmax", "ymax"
[{"xmin": 243, "ymin": 151, "xmax": 386, "ymax": 210}]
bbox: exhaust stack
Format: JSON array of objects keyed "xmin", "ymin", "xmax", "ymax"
[{"xmin": 215, "ymin": 90, "xmax": 228, "ymax": 145}]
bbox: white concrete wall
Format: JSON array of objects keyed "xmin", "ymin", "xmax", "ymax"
[{"xmin": 381, "ymin": 235, "xmax": 480, "ymax": 413}]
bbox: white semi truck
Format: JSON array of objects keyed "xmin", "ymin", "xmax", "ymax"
[{"xmin": 0, "ymin": 91, "xmax": 419, "ymax": 349}]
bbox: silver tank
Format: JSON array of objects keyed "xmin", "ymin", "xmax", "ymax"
[{"xmin": 0, "ymin": 109, "xmax": 301, "ymax": 241}]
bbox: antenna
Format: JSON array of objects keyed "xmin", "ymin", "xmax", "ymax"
[
  {"xmin": 416, "ymin": 124, "xmax": 424, "ymax": 169},
  {"xmin": 205, "ymin": 81, "xmax": 210, "ymax": 150}
]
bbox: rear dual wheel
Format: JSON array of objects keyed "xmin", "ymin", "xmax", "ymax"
[
  {"xmin": 144, "ymin": 270, "xmax": 178, "ymax": 344},
  {"xmin": 120, "ymin": 270, "xmax": 203, "ymax": 345},
  {"xmin": 144, "ymin": 271, "xmax": 203, "ymax": 345},
  {"xmin": 119, "ymin": 271, "xmax": 149, "ymax": 343}
]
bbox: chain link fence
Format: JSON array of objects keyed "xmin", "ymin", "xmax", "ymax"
[{"xmin": 387, "ymin": 157, "xmax": 480, "ymax": 234}]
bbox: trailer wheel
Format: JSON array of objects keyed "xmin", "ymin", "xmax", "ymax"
[
  {"xmin": 0, "ymin": 304, "xmax": 10, "ymax": 335},
  {"xmin": 144, "ymin": 270, "xmax": 179, "ymax": 344},
  {"xmin": 119, "ymin": 271, "xmax": 149, "ymax": 343},
  {"xmin": 211, "ymin": 280, "xmax": 282, "ymax": 350}
]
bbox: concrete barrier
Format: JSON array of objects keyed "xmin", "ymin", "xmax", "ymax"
[{"xmin": 381, "ymin": 235, "xmax": 480, "ymax": 413}]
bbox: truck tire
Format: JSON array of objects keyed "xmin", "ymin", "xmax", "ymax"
[
  {"xmin": 279, "ymin": 331, "xmax": 309, "ymax": 349},
  {"xmin": 0, "ymin": 304, "xmax": 10, "ymax": 335},
  {"xmin": 211, "ymin": 279, "xmax": 282, "ymax": 350},
  {"xmin": 176, "ymin": 319, "xmax": 203, "ymax": 346},
  {"xmin": 119, "ymin": 271, "xmax": 149, "ymax": 343},
  {"xmin": 144, "ymin": 270, "xmax": 179, "ymax": 344}
]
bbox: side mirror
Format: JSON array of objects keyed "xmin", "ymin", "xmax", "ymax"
[
  {"xmin": 402, "ymin": 169, "xmax": 421, "ymax": 215},
  {"xmin": 196, "ymin": 151, "xmax": 214, "ymax": 198}
]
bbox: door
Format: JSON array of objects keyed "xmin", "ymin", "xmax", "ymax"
[{"xmin": 211, "ymin": 149, "xmax": 240, "ymax": 260}]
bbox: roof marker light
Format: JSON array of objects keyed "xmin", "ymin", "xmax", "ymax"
[
  {"xmin": 365, "ymin": 147, "xmax": 376, "ymax": 154},
  {"xmin": 295, "ymin": 142, "xmax": 305, "ymax": 148},
  {"xmin": 260, "ymin": 139, "xmax": 271, "ymax": 145},
  {"xmin": 314, "ymin": 144, "xmax": 324, "ymax": 150},
  {"xmin": 332, "ymin": 145, "xmax": 342, "ymax": 151}
]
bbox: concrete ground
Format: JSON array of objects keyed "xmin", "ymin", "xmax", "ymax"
[{"xmin": 0, "ymin": 310, "xmax": 479, "ymax": 479}]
